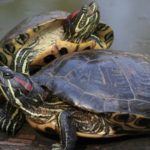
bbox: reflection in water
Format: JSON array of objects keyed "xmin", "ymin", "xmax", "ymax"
[{"xmin": 0, "ymin": 0, "xmax": 150, "ymax": 53}]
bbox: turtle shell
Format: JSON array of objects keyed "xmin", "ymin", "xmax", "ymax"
[{"xmin": 33, "ymin": 50, "xmax": 150, "ymax": 118}]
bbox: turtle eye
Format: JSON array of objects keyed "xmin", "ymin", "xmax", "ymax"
[{"xmin": 3, "ymin": 71, "xmax": 14, "ymax": 79}]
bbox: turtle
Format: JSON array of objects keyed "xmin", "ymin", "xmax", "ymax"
[
  {"xmin": 0, "ymin": 1, "xmax": 114, "ymax": 135},
  {"xmin": 0, "ymin": 1, "xmax": 114, "ymax": 72},
  {"xmin": 0, "ymin": 49, "xmax": 150, "ymax": 150}
]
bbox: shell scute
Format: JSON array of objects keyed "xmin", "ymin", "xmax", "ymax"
[
  {"xmin": 104, "ymin": 99, "xmax": 129, "ymax": 113},
  {"xmin": 129, "ymin": 100, "xmax": 150, "ymax": 117},
  {"xmin": 112, "ymin": 55, "xmax": 150, "ymax": 102}
]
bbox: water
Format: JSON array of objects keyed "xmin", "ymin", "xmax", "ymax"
[{"xmin": 0, "ymin": 0, "xmax": 150, "ymax": 54}]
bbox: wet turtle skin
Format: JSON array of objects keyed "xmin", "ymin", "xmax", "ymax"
[{"xmin": 0, "ymin": 50, "xmax": 149, "ymax": 150}]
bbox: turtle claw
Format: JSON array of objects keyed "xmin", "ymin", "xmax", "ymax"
[{"xmin": 51, "ymin": 143, "xmax": 62, "ymax": 150}]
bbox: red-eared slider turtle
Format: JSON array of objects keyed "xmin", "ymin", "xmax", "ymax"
[
  {"xmin": 0, "ymin": 2, "xmax": 114, "ymax": 71},
  {"xmin": 0, "ymin": 2, "xmax": 114, "ymax": 135},
  {"xmin": 0, "ymin": 50, "xmax": 150, "ymax": 150}
]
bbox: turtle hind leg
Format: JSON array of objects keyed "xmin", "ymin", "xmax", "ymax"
[
  {"xmin": 0, "ymin": 101, "xmax": 25, "ymax": 135},
  {"xmin": 51, "ymin": 111, "xmax": 77, "ymax": 150}
]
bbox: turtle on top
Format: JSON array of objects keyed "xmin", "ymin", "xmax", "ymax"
[{"xmin": 0, "ymin": 49, "xmax": 149, "ymax": 150}]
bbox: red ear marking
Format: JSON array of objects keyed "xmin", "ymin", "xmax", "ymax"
[
  {"xmin": 14, "ymin": 77, "xmax": 33, "ymax": 91},
  {"xmin": 67, "ymin": 10, "xmax": 80, "ymax": 20}
]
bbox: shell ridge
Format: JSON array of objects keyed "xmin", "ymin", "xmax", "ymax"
[{"xmin": 111, "ymin": 56, "xmax": 136, "ymax": 99}]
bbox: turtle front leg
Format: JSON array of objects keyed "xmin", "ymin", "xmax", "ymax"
[
  {"xmin": 52, "ymin": 111, "xmax": 77, "ymax": 150},
  {"xmin": 0, "ymin": 101, "xmax": 25, "ymax": 135}
]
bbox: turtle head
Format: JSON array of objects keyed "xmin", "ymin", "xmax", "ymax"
[
  {"xmin": 64, "ymin": 1, "xmax": 100, "ymax": 42},
  {"xmin": 0, "ymin": 66, "xmax": 45, "ymax": 109}
]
